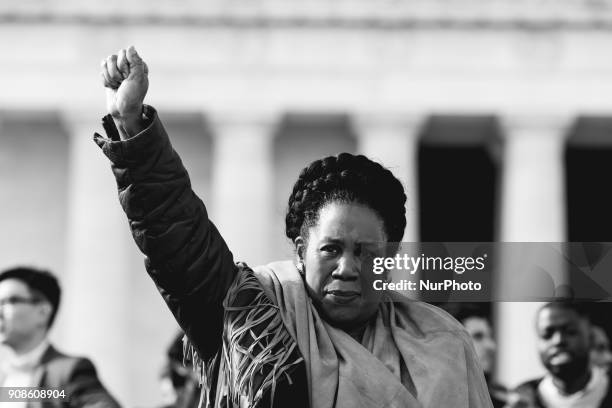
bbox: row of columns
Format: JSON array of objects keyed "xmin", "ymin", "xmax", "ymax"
[{"xmin": 54, "ymin": 110, "xmax": 570, "ymax": 405}]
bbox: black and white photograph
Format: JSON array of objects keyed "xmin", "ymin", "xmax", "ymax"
[{"xmin": 1, "ymin": 1, "xmax": 612, "ymax": 407}]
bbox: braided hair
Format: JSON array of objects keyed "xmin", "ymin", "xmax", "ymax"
[{"xmin": 285, "ymin": 153, "xmax": 406, "ymax": 244}]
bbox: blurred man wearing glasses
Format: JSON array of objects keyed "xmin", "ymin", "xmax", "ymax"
[{"xmin": 0, "ymin": 266, "xmax": 120, "ymax": 407}]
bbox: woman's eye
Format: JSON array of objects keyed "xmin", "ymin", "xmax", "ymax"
[{"xmin": 321, "ymin": 245, "xmax": 340, "ymax": 255}]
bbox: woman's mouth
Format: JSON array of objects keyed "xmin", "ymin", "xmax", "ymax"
[{"xmin": 325, "ymin": 290, "xmax": 361, "ymax": 304}]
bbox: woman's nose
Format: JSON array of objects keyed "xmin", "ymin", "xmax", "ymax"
[{"xmin": 332, "ymin": 255, "xmax": 360, "ymax": 280}]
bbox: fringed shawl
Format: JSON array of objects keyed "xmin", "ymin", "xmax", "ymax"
[{"xmin": 185, "ymin": 261, "xmax": 492, "ymax": 408}]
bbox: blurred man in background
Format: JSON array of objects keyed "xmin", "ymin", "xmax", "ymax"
[
  {"xmin": 513, "ymin": 302, "xmax": 612, "ymax": 408},
  {"xmin": 158, "ymin": 332, "xmax": 199, "ymax": 408},
  {"xmin": 0, "ymin": 266, "xmax": 120, "ymax": 408},
  {"xmin": 449, "ymin": 304, "xmax": 507, "ymax": 408}
]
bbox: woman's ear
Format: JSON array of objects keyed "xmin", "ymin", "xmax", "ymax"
[
  {"xmin": 294, "ymin": 236, "xmax": 306, "ymax": 276},
  {"xmin": 294, "ymin": 236, "xmax": 305, "ymax": 263}
]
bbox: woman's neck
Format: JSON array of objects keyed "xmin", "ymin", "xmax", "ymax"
[{"xmin": 347, "ymin": 325, "xmax": 367, "ymax": 343}]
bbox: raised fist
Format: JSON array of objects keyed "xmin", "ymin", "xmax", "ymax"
[{"xmin": 101, "ymin": 46, "xmax": 149, "ymax": 138}]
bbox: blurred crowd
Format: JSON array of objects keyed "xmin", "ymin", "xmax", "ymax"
[
  {"xmin": 441, "ymin": 302, "xmax": 612, "ymax": 408},
  {"xmin": 2, "ymin": 265, "xmax": 611, "ymax": 408},
  {"xmin": 157, "ymin": 301, "xmax": 612, "ymax": 408}
]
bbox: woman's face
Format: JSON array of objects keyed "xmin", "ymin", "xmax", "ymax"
[{"xmin": 296, "ymin": 201, "xmax": 387, "ymax": 331}]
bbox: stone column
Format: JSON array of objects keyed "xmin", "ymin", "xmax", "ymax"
[
  {"xmin": 209, "ymin": 111, "xmax": 278, "ymax": 267},
  {"xmin": 354, "ymin": 113, "xmax": 423, "ymax": 243},
  {"xmin": 61, "ymin": 111, "xmax": 134, "ymax": 405},
  {"xmin": 0, "ymin": 112, "xmax": 7, "ymax": 366},
  {"xmin": 495, "ymin": 113, "xmax": 571, "ymax": 387},
  {"xmin": 499, "ymin": 114, "xmax": 569, "ymax": 243}
]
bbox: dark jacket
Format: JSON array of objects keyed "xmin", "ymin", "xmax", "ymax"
[
  {"xmin": 515, "ymin": 372, "xmax": 612, "ymax": 408},
  {"xmin": 487, "ymin": 381, "xmax": 507, "ymax": 408},
  {"xmin": 29, "ymin": 344, "xmax": 120, "ymax": 408},
  {"xmin": 95, "ymin": 108, "xmax": 308, "ymax": 408}
]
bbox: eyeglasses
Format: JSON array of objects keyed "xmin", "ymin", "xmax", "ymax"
[{"xmin": 0, "ymin": 296, "xmax": 40, "ymax": 308}]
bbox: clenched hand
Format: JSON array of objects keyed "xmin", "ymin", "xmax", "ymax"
[{"xmin": 101, "ymin": 46, "xmax": 149, "ymax": 139}]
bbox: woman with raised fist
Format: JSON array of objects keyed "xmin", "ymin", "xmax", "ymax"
[{"xmin": 95, "ymin": 47, "xmax": 492, "ymax": 408}]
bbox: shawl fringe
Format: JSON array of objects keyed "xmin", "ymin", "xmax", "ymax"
[{"xmin": 183, "ymin": 264, "xmax": 303, "ymax": 408}]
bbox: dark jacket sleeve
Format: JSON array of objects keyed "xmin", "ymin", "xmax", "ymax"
[
  {"xmin": 512, "ymin": 379, "xmax": 543, "ymax": 408},
  {"xmin": 40, "ymin": 350, "xmax": 120, "ymax": 408},
  {"xmin": 94, "ymin": 106, "xmax": 238, "ymax": 359},
  {"xmin": 64, "ymin": 358, "xmax": 121, "ymax": 408}
]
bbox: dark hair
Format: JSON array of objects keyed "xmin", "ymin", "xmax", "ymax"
[
  {"xmin": 285, "ymin": 153, "xmax": 406, "ymax": 243},
  {"xmin": 539, "ymin": 301, "xmax": 591, "ymax": 321},
  {"xmin": 166, "ymin": 331, "xmax": 187, "ymax": 364},
  {"xmin": 161, "ymin": 332, "xmax": 191, "ymax": 387},
  {"xmin": 0, "ymin": 266, "xmax": 61, "ymax": 328}
]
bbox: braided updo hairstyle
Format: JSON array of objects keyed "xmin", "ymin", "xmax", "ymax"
[{"xmin": 285, "ymin": 153, "xmax": 406, "ymax": 244}]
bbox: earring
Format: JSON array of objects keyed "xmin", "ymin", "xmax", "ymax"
[{"xmin": 297, "ymin": 261, "xmax": 305, "ymax": 276}]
